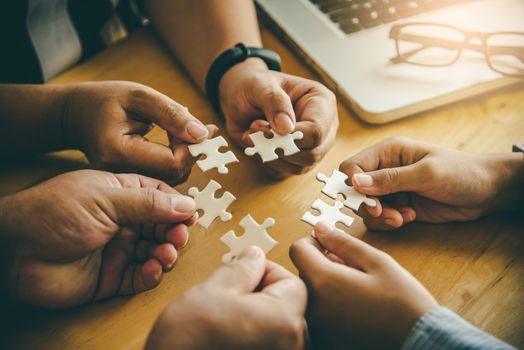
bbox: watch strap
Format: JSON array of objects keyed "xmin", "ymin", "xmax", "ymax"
[{"xmin": 205, "ymin": 43, "xmax": 281, "ymax": 114}]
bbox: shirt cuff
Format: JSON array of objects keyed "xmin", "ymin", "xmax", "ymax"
[{"xmin": 401, "ymin": 307, "xmax": 516, "ymax": 350}]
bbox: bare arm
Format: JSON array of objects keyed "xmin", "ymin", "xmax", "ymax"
[
  {"xmin": 145, "ymin": 0, "xmax": 264, "ymax": 91},
  {"xmin": 145, "ymin": 0, "xmax": 339, "ymax": 179},
  {"xmin": 0, "ymin": 84, "xmax": 69, "ymax": 157}
]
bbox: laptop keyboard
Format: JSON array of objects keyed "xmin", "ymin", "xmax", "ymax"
[{"xmin": 309, "ymin": 0, "xmax": 469, "ymax": 34}]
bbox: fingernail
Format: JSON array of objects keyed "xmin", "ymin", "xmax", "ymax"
[
  {"xmin": 186, "ymin": 121, "xmax": 209, "ymax": 141},
  {"xmin": 315, "ymin": 221, "xmax": 335, "ymax": 236},
  {"xmin": 238, "ymin": 246, "xmax": 262, "ymax": 260},
  {"xmin": 171, "ymin": 196, "xmax": 195, "ymax": 213},
  {"xmin": 353, "ymin": 174, "xmax": 373, "ymax": 187},
  {"xmin": 274, "ymin": 113, "xmax": 294, "ymax": 132}
]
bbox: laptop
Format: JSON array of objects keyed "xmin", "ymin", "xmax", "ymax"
[{"xmin": 255, "ymin": 0, "xmax": 524, "ymax": 123}]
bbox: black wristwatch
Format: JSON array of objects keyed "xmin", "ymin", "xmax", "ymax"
[{"xmin": 205, "ymin": 43, "xmax": 281, "ymax": 114}]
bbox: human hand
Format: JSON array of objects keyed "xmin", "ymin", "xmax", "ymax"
[
  {"xmin": 339, "ymin": 137, "xmax": 524, "ymax": 230},
  {"xmin": 61, "ymin": 81, "xmax": 218, "ymax": 184},
  {"xmin": 1, "ymin": 170, "xmax": 197, "ymax": 308},
  {"xmin": 146, "ymin": 246, "xmax": 307, "ymax": 350},
  {"xmin": 219, "ymin": 59, "xmax": 339, "ymax": 178},
  {"xmin": 290, "ymin": 222, "xmax": 438, "ymax": 349}
]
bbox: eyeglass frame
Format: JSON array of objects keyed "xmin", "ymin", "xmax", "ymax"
[{"xmin": 389, "ymin": 22, "xmax": 524, "ymax": 79}]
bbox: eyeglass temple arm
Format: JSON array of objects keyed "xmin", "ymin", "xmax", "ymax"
[
  {"xmin": 393, "ymin": 33, "xmax": 524, "ymax": 63},
  {"xmin": 487, "ymin": 45, "xmax": 524, "ymax": 62},
  {"xmin": 391, "ymin": 33, "xmax": 480, "ymax": 62}
]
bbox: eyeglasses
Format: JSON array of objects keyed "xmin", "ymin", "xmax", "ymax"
[{"xmin": 389, "ymin": 22, "xmax": 524, "ymax": 79}]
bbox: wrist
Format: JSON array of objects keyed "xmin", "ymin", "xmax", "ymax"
[
  {"xmin": 484, "ymin": 152, "xmax": 524, "ymax": 213},
  {"xmin": 31, "ymin": 84, "xmax": 73, "ymax": 152},
  {"xmin": 57, "ymin": 84, "xmax": 82, "ymax": 151},
  {"xmin": 219, "ymin": 57, "xmax": 269, "ymax": 114}
]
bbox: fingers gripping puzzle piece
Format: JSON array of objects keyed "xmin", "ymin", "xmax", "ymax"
[
  {"xmin": 317, "ymin": 169, "xmax": 376, "ymax": 211},
  {"xmin": 188, "ymin": 136, "xmax": 239, "ymax": 174},
  {"xmin": 188, "ymin": 180, "xmax": 236, "ymax": 229},
  {"xmin": 220, "ymin": 214, "xmax": 278, "ymax": 263},
  {"xmin": 302, "ymin": 199, "xmax": 354, "ymax": 228},
  {"xmin": 244, "ymin": 130, "xmax": 304, "ymax": 163}
]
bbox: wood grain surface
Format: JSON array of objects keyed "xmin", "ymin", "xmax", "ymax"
[{"xmin": 1, "ymin": 26, "xmax": 523, "ymax": 349}]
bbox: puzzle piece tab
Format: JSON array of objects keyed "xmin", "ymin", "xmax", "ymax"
[
  {"xmin": 245, "ymin": 130, "xmax": 304, "ymax": 163},
  {"xmin": 317, "ymin": 169, "xmax": 376, "ymax": 211},
  {"xmin": 188, "ymin": 180, "xmax": 236, "ymax": 229},
  {"xmin": 220, "ymin": 214, "xmax": 278, "ymax": 263},
  {"xmin": 302, "ymin": 199, "xmax": 354, "ymax": 228},
  {"xmin": 188, "ymin": 136, "xmax": 238, "ymax": 174}
]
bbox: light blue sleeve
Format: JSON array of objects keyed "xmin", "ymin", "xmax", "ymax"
[{"xmin": 401, "ymin": 307, "xmax": 517, "ymax": 350}]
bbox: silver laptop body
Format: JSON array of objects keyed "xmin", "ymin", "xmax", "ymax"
[{"xmin": 256, "ymin": 0, "xmax": 524, "ymax": 123}]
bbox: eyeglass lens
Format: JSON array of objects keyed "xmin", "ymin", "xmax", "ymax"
[
  {"xmin": 396, "ymin": 24, "xmax": 524, "ymax": 77},
  {"xmin": 486, "ymin": 34, "xmax": 524, "ymax": 77},
  {"xmin": 396, "ymin": 24, "xmax": 465, "ymax": 66}
]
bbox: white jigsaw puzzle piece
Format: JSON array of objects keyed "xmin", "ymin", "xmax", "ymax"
[
  {"xmin": 244, "ymin": 130, "xmax": 304, "ymax": 163},
  {"xmin": 188, "ymin": 180, "xmax": 236, "ymax": 229},
  {"xmin": 188, "ymin": 136, "xmax": 238, "ymax": 174},
  {"xmin": 220, "ymin": 214, "xmax": 278, "ymax": 263},
  {"xmin": 302, "ymin": 199, "xmax": 354, "ymax": 228},
  {"xmin": 317, "ymin": 169, "xmax": 376, "ymax": 211}
]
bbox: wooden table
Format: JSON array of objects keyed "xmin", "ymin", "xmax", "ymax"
[{"xmin": 1, "ymin": 26, "xmax": 524, "ymax": 349}]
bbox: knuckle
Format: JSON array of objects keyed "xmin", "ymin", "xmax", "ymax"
[
  {"xmin": 278, "ymin": 316, "xmax": 304, "ymax": 349},
  {"xmin": 420, "ymin": 159, "xmax": 440, "ymax": 181},
  {"xmin": 319, "ymin": 83, "xmax": 336, "ymax": 101},
  {"xmin": 128, "ymin": 84, "xmax": 152, "ymax": 101},
  {"xmin": 338, "ymin": 159, "xmax": 353, "ymax": 173},
  {"xmin": 377, "ymin": 251, "xmax": 395, "ymax": 268},
  {"xmin": 383, "ymin": 168, "xmax": 400, "ymax": 194},
  {"xmin": 312, "ymin": 82, "xmax": 336, "ymax": 106},
  {"xmin": 383, "ymin": 136, "xmax": 410, "ymax": 147},
  {"xmin": 289, "ymin": 240, "xmax": 303, "ymax": 260},
  {"xmin": 142, "ymin": 188, "xmax": 160, "ymax": 221},
  {"xmin": 167, "ymin": 161, "xmax": 191, "ymax": 182},
  {"xmin": 309, "ymin": 125, "xmax": 323, "ymax": 148},
  {"xmin": 161, "ymin": 102, "xmax": 188, "ymax": 122},
  {"xmin": 301, "ymin": 150, "xmax": 323, "ymax": 167},
  {"xmin": 368, "ymin": 250, "xmax": 391, "ymax": 268},
  {"xmin": 251, "ymin": 71, "xmax": 268, "ymax": 86},
  {"xmin": 117, "ymin": 176, "xmax": 135, "ymax": 189},
  {"xmin": 230, "ymin": 260, "xmax": 258, "ymax": 281},
  {"xmin": 262, "ymin": 86, "xmax": 284, "ymax": 104},
  {"xmin": 171, "ymin": 167, "xmax": 192, "ymax": 185}
]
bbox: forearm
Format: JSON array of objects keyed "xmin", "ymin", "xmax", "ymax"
[
  {"xmin": 145, "ymin": 0, "xmax": 264, "ymax": 91},
  {"xmin": 0, "ymin": 84, "xmax": 70, "ymax": 157},
  {"xmin": 485, "ymin": 152, "xmax": 524, "ymax": 213}
]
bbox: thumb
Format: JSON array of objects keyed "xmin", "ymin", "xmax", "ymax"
[
  {"xmin": 203, "ymin": 246, "xmax": 266, "ymax": 293},
  {"xmin": 248, "ymin": 78, "xmax": 296, "ymax": 135},
  {"xmin": 352, "ymin": 163, "xmax": 423, "ymax": 196},
  {"xmin": 109, "ymin": 188, "xmax": 196, "ymax": 225},
  {"xmin": 314, "ymin": 222, "xmax": 385, "ymax": 272},
  {"xmin": 126, "ymin": 85, "xmax": 209, "ymax": 143}
]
